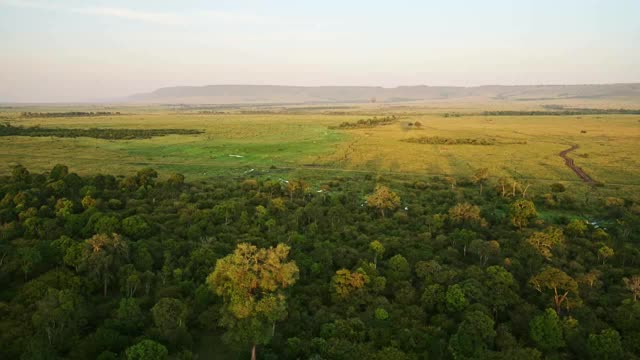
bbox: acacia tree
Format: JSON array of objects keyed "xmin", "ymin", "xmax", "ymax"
[
  {"xmin": 367, "ymin": 185, "xmax": 400, "ymax": 218},
  {"xmin": 529, "ymin": 267, "xmax": 579, "ymax": 314},
  {"xmin": 207, "ymin": 243, "xmax": 299, "ymax": 360},
  {"xmin": 526, "ymin": 227, "xmax": 564, "ymax": 260}
]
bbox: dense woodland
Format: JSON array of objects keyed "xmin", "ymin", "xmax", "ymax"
[
  {"xmin": 1, "ymin": 165, "xmax": 640, "ymax": 359},
  {"xmin": 0, "ymin": 124, "xmax": 203, "ymax": 140}
]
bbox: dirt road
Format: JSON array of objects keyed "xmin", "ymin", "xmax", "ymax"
[{"xmin": 559, "ymin": 144, "xmax": 595, "ymax": 184}]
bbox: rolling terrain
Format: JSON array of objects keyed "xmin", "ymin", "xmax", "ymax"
[{"xmin": 126, "ymin": 83, "xmax": 640, "ymax": 105}]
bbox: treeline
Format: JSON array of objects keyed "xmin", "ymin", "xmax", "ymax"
[
  {"xmin": 0, "ymin": 124, "xmax": 203, "ymax": 140},
  {"xmin": 331, "ymin": 115, "xmax": 397, "ymax": 129},
  {"xmin": 481, "ymin": 109, "xmax": 640, "ymax": 116},
  {"xmin": 20, "ymin": 112, "xmax": 122, "ymax": 118},
  {"xmin": 0, "ymin": 164, "xmax": 639, "ymax": 359},
  {"xmin": 403, "ymin": 136, "xmax": 497, "ymax": 145}
]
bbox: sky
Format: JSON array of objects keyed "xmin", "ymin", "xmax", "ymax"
[{"xmin": 0, "ymin": 0, "xmax": 639, "ymax": 102}]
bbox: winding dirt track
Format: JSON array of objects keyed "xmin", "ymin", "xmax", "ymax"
[{"xmin": 559, "ymin": 144, "xmax": 595, "ymax": 184}]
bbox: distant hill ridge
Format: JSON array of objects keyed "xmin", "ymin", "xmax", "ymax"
[{"xmin": 127, "ymin": 83, "xmax": 640, "ymax": 104}]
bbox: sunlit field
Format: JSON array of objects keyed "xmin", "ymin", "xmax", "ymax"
[{"xmin": 1, "ymin": 102, "xmax": 639, "ymax": 200}]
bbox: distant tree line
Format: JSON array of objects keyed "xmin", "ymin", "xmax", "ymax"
[
  {"xmin": 20, "ymin": 112, "xmax": 123, "ymax": 118},
  {"xmin": 403, "ymin": 136, "xmax": 498, "ymax": 145},
  {"xmin": 0, "ymin": 124, "xmax": 203, "ymax": 140},
  {"xmin": 331, "ymin": 115, "xmax": 397, "ymax": 129},
  {"xmin": 481, "ymin": 109, "xmax": 640, "ymax": 116},
  {"xmin": 441, "ymin": 108, "xmax": 640, "ymax": 118}
]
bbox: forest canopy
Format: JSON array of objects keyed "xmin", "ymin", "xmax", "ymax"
[{"xmin": 0, "ymin": 164, "xmax": 639, "ymax": 359}]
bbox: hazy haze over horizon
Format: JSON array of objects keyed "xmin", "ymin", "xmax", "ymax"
[{"xmin": 1, "ymin": 0, "xmax": 639, "ymax": 102}]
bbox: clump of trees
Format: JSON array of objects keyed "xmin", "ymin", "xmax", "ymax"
[{"xmin": 331, "ymin": 115, "xmax": 397, "ymax": 129}]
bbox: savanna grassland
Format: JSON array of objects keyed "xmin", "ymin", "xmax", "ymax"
[{"xmin": 1, "ymin": 101, "xmax": 639, "ymax": 200}]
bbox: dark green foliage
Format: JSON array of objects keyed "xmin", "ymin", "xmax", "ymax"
[
  {"xmin": 0, "ymin": 123, "xmax": 203, "ymax": 139},
  {"xmin": 125, "ymin": 339, "xmax": 168, "ymax": 360},
  {"xmin": 0, "ymin": 164, "xmax": 639, "ymax": 359}
]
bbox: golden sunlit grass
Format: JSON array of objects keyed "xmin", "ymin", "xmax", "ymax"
[{"xmin": 1, "ymin": 103, "xmax": 639, "ymax": 200}]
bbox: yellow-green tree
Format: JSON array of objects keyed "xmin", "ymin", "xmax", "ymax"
[
  {"xmin": 529, "ymin": 267, "xmax": 579, "ymax": 314},
  {"xmin": 207, "ymin": 243, "xmax": 299, "ymax": 360},
  {"xmin": 367, "ymin": 185, "xmax": 401, "ymax": 218},
  {"xmin": 510, "ymin": 199, "xmax": 537, "ymax": 229},
  {"xmin": 369, "ymin": 240, "xmax": 385, "ymax": 268},
  {"xmin": 527, "ymin": 227, "xmax": 564, "ymax": 260}
]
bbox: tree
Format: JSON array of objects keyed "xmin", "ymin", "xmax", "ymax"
[
  {"xmin": 623, "ymin": 276, "xmax": 640, "ymax": 302},
  {"xmin": 332, "ymin": 268, "xmax": 369, "ymax": 298},
  {"xmin": 32, "ymin": 288, "xmax": 86, "ymax": 349},
  {"xmin": 122, "ymin": 215, "xmax": 151, "ymax": 239},
  {"xmin": 81, "ymin": 233, "xmax": 129, "ymax": 296},
  {"xmin": 527, "ymin": 227, "xmax": 564, "ymax": 260},
  {"xmin": 369, "ymin": 240, "xmax": 385, "ymax": 268},
  {"xmin": 484, "ymin": 265, "xmax": 519, "ymax": 316},
  {"xmin": 529, "ymin": 267, "xmax": 579, "ymax": 314},
  {"xmin": 167, "ymin": 173, "xmax": 185, "ymax": 188},
  {"xmin": 597, "ymin": 246, "xmax": 614, "ymax": 265},
  {"xmin": 152, "ymin": 298, "xmax": 188, "ymax": 332},
  {"xmin": 565, "ymin": 219, "xmax": 587, "ymax": 238},
  {"xmin": 448, "ymin": 203, "xmax": 487, "ymax": 227},
  {"xmin": 469, "ymin": 239, "xmax": 500, "ymax": 266},
  {"xmin": 446, "ymin": 284, "xmax": 468, "ymax": 312},
  {"xmin": 448, "ymin": 310, "xmax": 496, "ymax": 359},
  {"xmin": 207, "ymin": 243, "xmax": 299, "ymax": 360},
  {"xmin": 11, "ymin": 164, "xmax": 30, "ymax": 182},
  {"xmin": 587, "ymin": 329, "xmax": 623, "ymax": 360},
  {"xmin": 49, "ymin": 164, "xmax": 69, "ymax": 181},
  {"xmin": 386, "ymin": 254, "xmax": 410, "ymax": 282},
  {"xmin": 18, "ymin": 246, "xmax": 41, "ymax": 280},
  {"xmin": 125, "ymin": 339, "xmax": 168, "ymax": 360},
  {"xmin": 472, "ymin": 168, "xmax": 490, "ymax": 195},
  {"xmin": 510, "ymin": 199, "xmax": 537, "ymax": 229},
  {"xmin": 529, "ymin": 308, "xmax": 565, "ymax": 352},
  {"xmin": 115, "ymin": 298, "xmax": 145, "ymax": 333},
  {"xmin": 136, "ymin": 168, "xmax": 158, "ymax": 189},
  {"xmin": 367, "ymin": 185, "xmax": 400, "ymax": 218}
]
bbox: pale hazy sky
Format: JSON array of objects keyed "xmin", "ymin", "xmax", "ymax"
[{"xmin": 1, "ymin": 0, "xmax": 639, "ymax": 102}]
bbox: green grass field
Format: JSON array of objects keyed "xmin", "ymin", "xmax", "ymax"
[{"xmin": 1, "ymin": 103, "xmax": 639, "ymax": 199}]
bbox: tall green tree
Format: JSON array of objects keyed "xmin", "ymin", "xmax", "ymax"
[
  {"xmin": 449, "ymin": 310, "xmax": 496, "ymax": 359},
  {"xmin": 529, "ymin": 308, "xmax": 565, "ymax": 352},
  {"xmin": 80, "ymin": 233, "xmax": 129, "ymax": 296}
]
